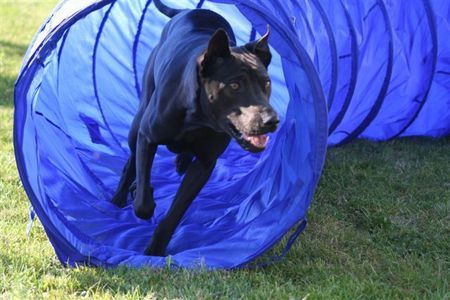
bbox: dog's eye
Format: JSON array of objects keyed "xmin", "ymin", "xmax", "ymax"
[{"xmin": 229, "ymin": 82, "xmax": 240, "ymax": 90}]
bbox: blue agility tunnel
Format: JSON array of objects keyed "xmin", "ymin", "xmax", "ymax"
[{"xmin": 14, "ymin": 0, "xmax": 449, "ymax": 268}]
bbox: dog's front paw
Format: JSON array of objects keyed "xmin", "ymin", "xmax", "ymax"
[
  {"xmin": 144, "ymin": 245, "xmax": 165, "ymax": 257},
  {"xmin": 144, "ymin": 237, "xmax": 167, "ymax": 256},
  {"xmin": 134, "ymin": 201, "xmax": 155, "ymax": 220},
  {"xmin": 144, "ymin": 225, "xmax": 169, "ymax": 256},
  {"xmin": 134, "ymin": 186, "xmax": 155, "ymax": 220}
]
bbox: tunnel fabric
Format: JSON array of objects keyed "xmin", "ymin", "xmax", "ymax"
[{"xmin": 14, "ymin": 0, "xmax": 449, "ymax": 268}]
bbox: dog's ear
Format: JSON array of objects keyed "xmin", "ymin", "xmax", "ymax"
[
  {"xmin": 204, "ymin": 29, "xmax": 231, "ymax": 62},
  {"xmin": 200, "ymin": 29, "xmax": 231, "ymax": 76},
  {"xmin": 245, "ymin": 25, "xmax": 272, "ymax": 68}
]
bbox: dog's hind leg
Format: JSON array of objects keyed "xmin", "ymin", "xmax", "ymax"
[
  {"xmin": 175, "ymin": 152, "xmax": 194, "ymax": 175},
  {"xmin": 111, "ymin": 153, "xmax": 136, "ymax": 207},
  {"xmin": 111, "ymin": 114, "xmax": 145, "ymax": 206},
  {"xmin": 112, "ymin": 54, "xmax": 156, "ymax": 207},
  {"xmin": 111, "ymin": 100, "xmax": 146, "ymax": 207}
]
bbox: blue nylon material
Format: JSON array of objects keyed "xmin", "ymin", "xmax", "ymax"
[
  {"xmin": 327, "ymin": 1, "xmax": 357, "ymax": 135},
  {"xmin": 327, "ymin": 0, "xmax": 391, "ymax": 145},
  {"xmin": 400, "ymin": 0, "xmax": 450, "ymax": 138},
  {"xmin": 14, "ymin": 0, "xmax": 449, "ymax": 269},
  {"xmin": 363, "ymin": 0, "xmax": 436, "ymax": 140},
  {"xmin": 335, "ymin": 0, "xmax": 394, "ymax": 146}
]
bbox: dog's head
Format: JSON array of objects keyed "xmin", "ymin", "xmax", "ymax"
[{"xmin": 198, "ymin": 27, "xmax": 279, "ymax": 153}]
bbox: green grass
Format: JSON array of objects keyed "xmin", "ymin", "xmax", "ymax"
[{"xmin": 1, "ymin": 1, "xmax": 449, "ymax": 299}]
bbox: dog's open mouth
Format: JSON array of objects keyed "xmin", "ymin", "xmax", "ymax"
[
  {"xmin": 243, "ymin": 133, "xmax": 269, "ymax": 149},
  {"xmin": 228, "ymin": 123, "xmax": 271, "ymax": 153}
]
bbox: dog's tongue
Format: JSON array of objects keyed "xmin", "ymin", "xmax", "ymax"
[{"xmin": 246, "ymin": 134, "xmax": 269, "ymax": 148}]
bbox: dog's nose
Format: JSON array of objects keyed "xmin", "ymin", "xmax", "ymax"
[{"xmin": 262, "ymin": 110, "xmax": 279, "ymax": 128}]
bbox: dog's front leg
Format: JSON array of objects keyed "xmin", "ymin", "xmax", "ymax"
[
  {"xmin": 134, "ymin": 131, "xmax": 157, "ymax": 220},
  {"xmin": 145, "ymin": 158, "xmax": 216, "ymax": 256}
]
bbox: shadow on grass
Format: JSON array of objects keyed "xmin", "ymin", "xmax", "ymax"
[
  {"xmin": 0, "ymin": 40, "xmax": 29, "ymax": 57},
  {"xmin": 0, "ymin": 74, "xmax": 16, "ymax": 108},
  {"xmin": 0, "ymin": 40, "xmax": 29, "ymax": 108}
]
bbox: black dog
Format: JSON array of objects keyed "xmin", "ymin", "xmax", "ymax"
[{"xmin": 111, "ymin": 0, "xmax": 279, "ymax": 256}]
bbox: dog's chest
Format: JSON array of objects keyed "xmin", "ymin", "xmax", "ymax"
[
  {"xmin": 166, "ymin": 128, "xmax": 213, "ymax": 152},
  {"xmin": 166, "ymin": 127, "xmax": 229, "ymax": 155}
]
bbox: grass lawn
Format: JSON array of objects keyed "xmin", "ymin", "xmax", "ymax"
[{"xmin": 1, "ymin": 1, "xmax": 449, "ymax": 299}]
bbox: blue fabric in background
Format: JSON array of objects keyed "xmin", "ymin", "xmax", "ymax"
[{"xmin": 14, "ymin": 0, "xmax": 449, "ymax": 268}]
